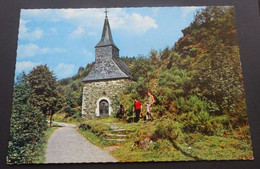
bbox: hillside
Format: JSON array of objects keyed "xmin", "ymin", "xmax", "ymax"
[{"xmin": 53, "ymin": 6, "xmax": 253, "ymax": 161}]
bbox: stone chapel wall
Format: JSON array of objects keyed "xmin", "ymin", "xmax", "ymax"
[{"xmin": 82, "ymin": 79, "xmax": 131, "ymax": 119}]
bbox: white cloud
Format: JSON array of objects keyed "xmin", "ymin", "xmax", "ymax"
[
  {"xmin": 19, "ymin": 19, "xmax": 43, "ymax": 41},
  {"xmin": 53, "ymin": 48, "xmax": 67, "ymax": 53},
  {"xmin": 15, "ymin": 61, "xmax": 39, "ymax": 73},
  {"xmin": 17, "ymin": 43, "xmax": 49, "ymax": 58},
  {"xmin": 123, "ymin": 13, "xmax": 158, "ymax": 34},
  {"xmin": 21, "ymin": 8, "xmax": 158, "ymax": 35},
  {"xmin": 17, "ymin": 43, "xmax": 67, "ymax": 58},
  {"xmin": 180, "ymin": 7, "xmax": 201, "ymax": 18},
  {"xmin": 22, "ymin": 9, "xmax": 61, "ymax": 22},
  {"xmin": 106, "ymin": 8, "xmax": 158, "ymax": 34},
  {"xmin": 70, "ymin": 26, "xmax": 85, "ymax": 39},
  {"xmin": 54, "ymin": 63, "xmax": 75, "ymax": 79}
]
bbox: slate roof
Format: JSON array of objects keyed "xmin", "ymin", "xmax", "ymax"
[
  {"xmin": 82, "ymin": 15, "xmax": 132, "ymax": 82},
  {"xmin": 82, "ymin": 58, "xmax": 131, "ymax": 82},
  {"xmin": 95, "ymin": 17, "xmax": 118, "ymax": 50}
]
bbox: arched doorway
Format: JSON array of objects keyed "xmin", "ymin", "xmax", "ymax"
[
  {"xmin": 95, "ymin": 97, "xmax": 112, "ymax": 117},
  {"xmin": 99, "ymin": 99, "xmax": 109, "ymax": 116}
]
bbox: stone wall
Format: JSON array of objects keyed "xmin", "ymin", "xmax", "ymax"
[{"xmin": 82, "ymin": 79, "xmax": 131, "ymax": 119}]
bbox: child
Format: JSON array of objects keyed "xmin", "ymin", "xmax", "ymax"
[{"xmin": 146, "ymin": 91, "xmax": 155, "ymax": 121}]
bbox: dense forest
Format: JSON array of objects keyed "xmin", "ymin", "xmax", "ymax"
[{"xmin": 8, "ymin": 7, "xmax": 253, "ymax": 163}]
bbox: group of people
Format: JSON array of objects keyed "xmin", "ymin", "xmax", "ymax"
[{"xmin": 133, "ymin": 91, "xmax": 155, "ymax": 122}]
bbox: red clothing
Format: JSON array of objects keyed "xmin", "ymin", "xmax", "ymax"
[{"xmin": 134, "ymin": 101, "xmax": 142, "ymax": 110}]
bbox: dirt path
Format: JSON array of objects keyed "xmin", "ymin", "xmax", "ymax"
[{"xmin": 45, "ymin": 122, "xmax": 117, "ymax": 163}]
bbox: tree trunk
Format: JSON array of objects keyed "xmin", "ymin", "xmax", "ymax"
[{"xmin": 49, "ymin": 109, "xmax": 52, "ymax": 127}]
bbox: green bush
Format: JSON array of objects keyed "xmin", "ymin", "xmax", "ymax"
[
  {"xmin": 70, "ymin": 81, "xmax": 78, "ymax": 91},
  {"xmin": 59, "ymin": 78, "xmax": 71, "ymax": 85},
  {"xmin": 79, "ymin": 120, "xmax": 110, "ymax": 136},
  {"xmin": 7, "ymin": 73, "xmax": 47, "ymax": 164}
]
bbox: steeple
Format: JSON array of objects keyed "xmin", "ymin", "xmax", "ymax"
[
  {"xmin": 95, "ymin": 10, "xmax": 118, "ymax": 49},
  {"xmin": 82, "ymin": 9, "xmax": 132, "ymax": 82},
  {"xmin": 105, "ymin": 8, "xmax": 108, "ymax": 18}
]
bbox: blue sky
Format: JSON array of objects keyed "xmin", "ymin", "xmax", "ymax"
[{"xmin": 16, "ymin": 7, "xmax": 204, "ymax": 80}]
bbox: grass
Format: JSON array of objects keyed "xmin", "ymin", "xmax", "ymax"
[
  {"xmin": 52, "ymin": 112, "xmax": 67, "ymax": 122},
  {"xmin": 77, "ymin": 116, "xmax": 253, "ymax": 162},
  {"xmin": 52, "ymin": 112, "xmax": 82, "ymax": 126},
  {"xmin": 78, "ymin": 128, "xmax": 114, "ymax": 147},
  {"xmin": 111, "ymin": 139, "xmax": 194, "ymax": 162},
  {"xmin": 78, "ymin": 116, "xmax": 125, "ymax": 147},
  {"xmin": 49, "ymin": 114, "xmax": 253, "ymax": 162},
  {"xmin": 37, "ymin": 125, "xmax": 59, "ymax": 163},
  {"xmin": 180, "ymin": 134, "xmax": 254, "ymax": 160}
]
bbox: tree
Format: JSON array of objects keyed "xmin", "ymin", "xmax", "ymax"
[
  {"xmin": 174, "ymin": 6, "xmax": 247, "ymax": 128},
  {"xmin": 27, "ymin": 65, "xmax": 58, "ymax": 126},
  {"xmin": 8, "ymin": 73, "xmax": 47, "ymax": 164}
]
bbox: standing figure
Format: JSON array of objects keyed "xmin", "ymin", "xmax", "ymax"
[
  {"xmin": 117, "ymin": 104, "xmax": 125, "ymax": 119},
  {"xmin": 146, "ymin": 91, "xmax": 155, "ymax": 121},
  {"xmin": 133, "ymin": 98, "xmax": 142, "ymax": 122}
]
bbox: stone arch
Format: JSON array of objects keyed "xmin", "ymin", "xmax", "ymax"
[{"xmin": 95, "ymin": 97, "xmax": 113, "ymax": 117}]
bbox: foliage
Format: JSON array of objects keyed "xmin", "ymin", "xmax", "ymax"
[
  {"xmin": 110, "ymin": 116, "xmax": 252, "ymax": 162},
  {"xmin": 79, "ymin": 119, "xmax": 110, "ymax": 136},
  {"xmin": 175, "ymin": 7, "xmax": 245, "ymax": 117},
  {"xmin": 27, "ymin": 65, "xmax": 58, "ymax": 116},
  {"xmin": 47, "ymin": 6, "xmax": 252, "ymax": 162},
  {"xmin": 121, "ymin": 6, "xmax": 249, "ymax": 135},
  {"xmin": 111, "ymin": 139, "xmax": 193, "ymax": 162},
  {"xmin": 180, "ymin": 133, "xmax": 253, "ymax": 160},
  {"xmin": 7, "ymin": 73, "xmax": 47, "ymax": 164},
  {"xmin": 114, "ymin": 6, "xmax": 253, "ymax": 161},
  {"xmin": 55, "ymin": 62, "xmax": 93, "ymax": 119}
]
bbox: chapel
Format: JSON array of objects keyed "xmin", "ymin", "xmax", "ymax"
[{"xmin": 81, "ymin": 11, "xmax": 132, "ymax": 119}]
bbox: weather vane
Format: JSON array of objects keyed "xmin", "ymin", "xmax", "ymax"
[{"xmin": 104, "ymin": 8, "xmax": 109, "ymax": 18}]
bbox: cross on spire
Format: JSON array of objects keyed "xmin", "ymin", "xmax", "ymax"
[
  {"xmin": 95, "ymin": 8, "xmax": 118, "ymax": 49},
  {"xmin": 104, "ymin": 8, "xmax": 109, "ymax": 18}
]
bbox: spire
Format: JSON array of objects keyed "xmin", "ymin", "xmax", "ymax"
[
  {"xmin": 105, "ymin": 8, "xmax": 108, "ymax": 18},
  {"xmin": 95, "ymin": 9, "xmax": 118, "ymax": 49}
]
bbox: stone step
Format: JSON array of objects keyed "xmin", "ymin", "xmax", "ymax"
[
  {"xmin": 106, "ymin": 138, "xmax": 126, "ymax": 142},
  {"xmin": 111, "ymin": 128, "xmax": 127, "ymax": 132},
  {"xmin": 105, "ymin": 134, "xmax": 127, "ymax": 138},
  {"xmin": 110, "ymin": 126, "xmax": 119, "ymax": 130}
]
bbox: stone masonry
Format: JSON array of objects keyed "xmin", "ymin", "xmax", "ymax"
[{"xmin": 82, "ymin": 79, "xmax": 131, "ymax": 119}]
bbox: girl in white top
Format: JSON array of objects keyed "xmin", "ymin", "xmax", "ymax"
[{"xmin": 146, "ymin": 91, "xmax": 155, "ymax": 121}]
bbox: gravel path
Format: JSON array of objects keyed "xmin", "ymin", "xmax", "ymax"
[{"xmin": 45, "ymin": 122, "xmax": 117, "ymax": 163}]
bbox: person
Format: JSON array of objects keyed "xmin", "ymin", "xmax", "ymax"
[
  {"xmin": 133, "ymin": 98, "xmax": 142, "ymax": 122},
  {"xmin": 117, "ymin": 104, "xmax": 125, "ymax": 119},
  {"xmin": 146, "ymin": 91, "xmax": 155, "ymax": 121}
]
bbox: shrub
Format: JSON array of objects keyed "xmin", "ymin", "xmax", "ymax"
[
  {"xmin": 70, "ymin": 81, "xmax": 78, "ymax": 91},
  {"xmin": 59, "ymin": 78, "xmax": 71, "ymax": 85},
  {"xmin": 80, "ymin": 120, "xmax": 110, "ymax": 136},
  {"xmin": 7, "ymin": 74, "xmax": 47, "ymax": 164}
]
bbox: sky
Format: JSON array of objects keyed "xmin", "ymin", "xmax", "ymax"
[{"xmin": 15, "ymin": 6, "xmax": 205, "ymax": 80}]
